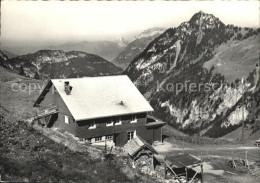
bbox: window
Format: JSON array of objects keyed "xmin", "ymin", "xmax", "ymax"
[
  {"xmin": 65, "ymin": 115, "xmax": 69, "ymax": 124},
  {"xmin": 127, "ymin": 131, "xmax": 135, "ymax": 140},
  {"xmin": 130, "ymin": 114, "xmax": 137, "ymax": 123},
  {"xmin": 106, "ymin": 135, "xmax": 113, "ymax": 140},
  {"xmin": 86, "ymin": 138, "xmax": 92, "ymax": 143},
  {"xmin": 95, "ymin": 137, "xmax": 102, "ymax": 142},
  {"xmin": 106, "ymin": 121, "xmax": 113, "ymax": 127},
  {"xmin": 115, "ymin": 116, "xmax": 122, "ymax": 125},
  {"xmin": 89, "ymin": 120, "xmax": 96, "ymax": 129}
]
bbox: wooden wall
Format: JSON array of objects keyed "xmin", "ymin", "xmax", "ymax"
[
  {"xmin": 75, "ymin": 112, "xmax": 161, "ymax": 146},
  {"xmin": 37, "ymin": 83, "xmax": 76, "ymax": 135},
  {"xmin": 76, "ymin": 113, "xmax": 147, "ymax": 139}
]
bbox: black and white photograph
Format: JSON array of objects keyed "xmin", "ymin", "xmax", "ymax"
[{"xmin": 0, "ymin": 0, "xmax": 259, "ymax": 182}]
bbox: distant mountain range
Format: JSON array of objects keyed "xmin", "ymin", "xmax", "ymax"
[
  {"xmin": 0, "ymin": 51, "xmax": 12, "ymax": 69},
  {"xmin": 0, "ymin": 50, "xmax": 122, "ymax": 79},
  {"xmin": 1, "ymin": 50, "xmax": 17, "ymax": 59},
  {"xmin": 47, "ymin": 38, "xmax": 129, "ymax": 61},
  {"xmin": 2, "ymin": 38, "xmax": 129, "ymax": 61},
  {"xmin": 124, "ymin": 11, "xmax": 260, "ymax": 137},
  {"xmin": 112, "ymin": 28, "xmax": 166, "ymax": 69}
]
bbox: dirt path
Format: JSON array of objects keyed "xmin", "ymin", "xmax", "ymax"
[
  {"xmin": 153, "ymin": 139, "xmax": 260, "ymax": 183},
  {"xmin": 154, "ymin": 141, "xmax": 259, "ymax": 153}
]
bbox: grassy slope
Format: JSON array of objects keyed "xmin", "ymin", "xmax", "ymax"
[
  {"xmin": 0, "ymin": 111, "xmax": 130, "ymax": 182},
  {"xmin": 223, "ymin": 126, "xmax": 260, "ymax": 142},
  {"xmin": 0, "ymin": 66, "xmax": 43, "ymax": 120},
  {"xmin": 0, "ymin": 67, "xmax": 132, "ymax": 182},
  {"xmin": 204, "ymin": 35, "xmax": 260, "ymax": 82}
]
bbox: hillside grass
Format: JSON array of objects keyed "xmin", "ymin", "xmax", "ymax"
[
  {"xmin": 0, "ymin": 67, "xmax": 44, "ymax": 120},
  {"xmin": 203, "ymin": 35, "xmax": 260, "ymax": 82},
  {"xmin": 0, "ymin": 109, "xmax": 130, "ymax": 182}
]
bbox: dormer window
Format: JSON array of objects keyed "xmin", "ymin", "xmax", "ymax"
[
  {"xmin": 115, "ymin": 116, "xmax": 122, "ymax": 125},
  {"xmin": 106, "ymin": 121, "xmax": 113, "ymax": 127},
  {"xmin": 130, "ymin": 114, "xmax": 137, "ymax": 123},
  {"xmin": 89, "ymin": 120, "xmax": 96, "ymax": 129}
]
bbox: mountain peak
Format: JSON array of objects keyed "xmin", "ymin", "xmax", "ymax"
[
  {"xmin": 190, "ymin": 10, "xmax": 217, "ymax": 21},
  {"xmin": 134, "ymin": 27, "xmax": 166, "ymax": 40},
  {"xmin": 188, "ymin": 10, "xmax": 223, "ymax": 30},
  {"xmin": 198, "ymin": 10, "xmax": 206, "ymax": 15},
  {"xmin": 115, "ymin": 37, "xmax": 129, "ymax": 48}
]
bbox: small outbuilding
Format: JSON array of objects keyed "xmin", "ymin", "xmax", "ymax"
[
  {"xmin": 124, "ymin": 135, "xmax": 158, "ymax": 168},
  {"xmin": 165, "ymin": 153, "xmax": 203, "ymax": 183}
]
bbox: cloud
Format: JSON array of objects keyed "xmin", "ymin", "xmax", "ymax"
[{"xmin": 1, "ymin": 0, "xmax": 259, "ymax": 46}]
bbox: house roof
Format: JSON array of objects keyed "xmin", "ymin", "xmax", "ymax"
[
  {"xmin": 145, "ymin": 121, "xmax": 167, "ymax": 127},
  {"xmin": 166, "ymin": 154, "xmax": 201, "ymax": 168},
  {"xmin": 124, "ymin": 135, "xmax": 158, "ymax": 157},
  {"xmin": 47, "ymin": 75, "xmax": 153, "ymax": 121},
  {"xmin": 146, "ymin": 115, "xmax": 167, "ymax": 127}
]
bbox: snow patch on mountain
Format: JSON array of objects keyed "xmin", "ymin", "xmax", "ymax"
[
  {"xmin": 171, "ymin": 40, "xmax": 182, "ymax": 69},
  {"xmin": 134, "ymin": 27, "xmax": 166, "ymax": 40},
  {"xmin": 222, "ymin": 106, "xmax": 249, "ymax": 127},
  {"xmin": 115, "ymin": 37, "xmax": 129, "ymax": 48}
]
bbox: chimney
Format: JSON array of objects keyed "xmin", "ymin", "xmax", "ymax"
[{"xmin": 64, "ymin": 81, "xmax": 72, "ymax": 95}]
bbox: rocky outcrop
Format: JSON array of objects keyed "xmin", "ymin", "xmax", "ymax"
[{"xmin": 124, "ymin": 11, "xmax": 260, "ymax": 137}]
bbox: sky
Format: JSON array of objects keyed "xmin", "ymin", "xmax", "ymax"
[{"xmin": 1, "ymin": 0, "xmax": 259, "ymax": 48}]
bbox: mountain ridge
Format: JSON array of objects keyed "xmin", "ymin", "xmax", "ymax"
[
  {"xmin": 47, "ymin": 39, "xmax": 129, "ymax": 61},
  {"xmin": 124, "ymin": 11, "xmax": 260, "ymax": 138},
  {"xmin": 5, "ymin": 49, "xmax": 123, "ymax": 79},
  {"xmin": 112, "ymin": 27, "xmax": 166, "ymax": 69}
]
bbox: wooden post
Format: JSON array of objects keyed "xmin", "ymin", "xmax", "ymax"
[
  {"xmin": 182, "ymin": 137, "xmax": 185, "ymax": 154},
  {"xmin": 110, "ymin": 146, "xmax": 113, "ymax": 154},
  {"xmin": 152, "ymin": 128, "xmax": 155, "ymax": 145},
  {"xmin": 231, "ymin": 151, "xmax": 237, "ymax": 169},
  {"xmin": 105, "ymin": 138, "xmax": 107, "ymax": 153},
  {"xmin": 201, "ymin": 163, "xmax": 203, "ymax": 183},
  {"xmin": 185, "ymin": 167, "xmax": 188, "ymax": 183},
  {"xmin": 241, "ymin": 78, "xmax": 245, "ymax": 142},
  {"xmin": 152, "ymin": 154, "xmax": 154, "ymax": 170},
  {"xmin": 245, "ymin": 150, "xmax": 249, "ymax": 168},
  {"xmin": 133, "ymin": 159, "xmax": 135, "ymax": 168},
  {"xmin": 190, "ymin": 171, "xmax": 198, "ymax": 182},
  {"xmin": 161, "ymin": 127, "xmax": 163, "ymax": 143},
  {"xmin": 165, "ymin": 160, "xmax": 182, "ymax": 182},
  {"xmin": 245, "ymin": 150, "xmax": 247, "ymax": 161},
  {"xmin": 164, "ymin": 159, "xmax": 167, "ymax": 179}
]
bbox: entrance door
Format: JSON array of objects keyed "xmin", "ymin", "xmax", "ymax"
[
  {"xmin": 47, "ymin": 113, "xmax": 58, "ymax": 127},
  {"xmin": 114, "ymin": 132, "xmax": 127, "ymax": 147},
  {"xmin": 153, "ymin": 127, "xmax": 161, "ymax": 142}
]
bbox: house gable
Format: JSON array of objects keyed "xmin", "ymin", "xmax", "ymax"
[{"xmin": 34, "ymin": 81, "xmax": 76, "ymax": 135}]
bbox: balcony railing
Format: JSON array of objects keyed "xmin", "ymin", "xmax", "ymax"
[{"xmin": 36, "ymin": 105, "xmax": 59, "ymax": 119}]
